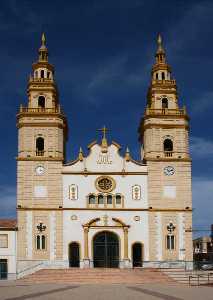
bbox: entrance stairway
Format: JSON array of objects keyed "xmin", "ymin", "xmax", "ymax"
[{"xmin": 18, "ymin": 268, "xmax": 175, "ymax": 284}]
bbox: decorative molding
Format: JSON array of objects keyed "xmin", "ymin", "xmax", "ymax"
[{"xmin": 17, "ymin": 207, "xmax": 192, "ymax": 212}]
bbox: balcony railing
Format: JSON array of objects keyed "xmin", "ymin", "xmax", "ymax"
[
  {"xmin": 19, "ymin": 105, "xmax": 63, "ymax": 114},
  {"xmin": 36, "ymin": 150, "xmax": 44, "ymax": 157},
  {"xmin": 18, "ymin": 150, "xmax": 63, "ymax": 159},
  {"xmin": 164, "ymin": 151, "xmax": 173, "ymax": 157},
  {"xmin": 29, "ymin": 77, "xmax": 54, "ymax": 83},
  {"xmin": 145, "ymin": 107, "xmax": 186, "ymax": 116},
  {"xmin": 151, "ymin": 79, "xmax": 176, "ymax": 85}
]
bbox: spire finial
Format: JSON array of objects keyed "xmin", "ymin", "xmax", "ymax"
[
  {"xmin": 98, "ymin": 126, "xmax": 109, "ymax": 153},
  {"xmin": 78, "ymin": 147, "xmax": 84, "ymax": 161},
  {"xmin": 125, "ymin": 147, "xmax": 131, "ymax": 161},
  {"xmin": 41, "ymin": 32, "xmax": 46, "ymax": 47},
  {"xmin": 157, "ymin": 33, "xmax": 165, "ymax": 54}
]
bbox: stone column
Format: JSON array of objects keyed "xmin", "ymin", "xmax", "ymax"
[
  {"xmin": 83, "ymin": 227, "xmax": 90, "ymax": 268},
  {"xmin": 84, "ymin": 227, "xmax": 89, "ymax": 259},
  {"xmin": 123, "ymin": 227, "xmax": 129, "ymax": 259}
]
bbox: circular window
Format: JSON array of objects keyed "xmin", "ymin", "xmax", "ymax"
[{"xmin": 95, "ymin": 176, "xmax": 116, "ymax": 193}]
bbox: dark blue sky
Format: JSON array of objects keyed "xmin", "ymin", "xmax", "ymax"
[{"xmin": 0, "ymin": 0, "xmax": 212, "ymax": 236}]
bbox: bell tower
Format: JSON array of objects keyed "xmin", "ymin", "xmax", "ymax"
[
  {"xmin": 16, "ymin": 34, "xmax": 67, "ymax": 264},
  {"xmin": 138, "ymin": 35, "xmax": 193, "ymax": 266}
]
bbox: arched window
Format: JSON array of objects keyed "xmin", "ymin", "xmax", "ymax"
[
  {"xmin": 164, "ymin": 139, "xmax": 173, "ymax": 152},
  {"xmin": 89, "ymin": 194, "xmax": 96, "ymax": 204},
  {"xmin": 156, "ymin": 73, "xmax": 158, "ymax": 80},
  {"xmin": 98, "ymin": 194, "xmax": 104, "ymax": 204},
  {"xmin": 107, "ymin": 194, "xmax": 113, "ymax": 204},
  {"xmin": 162, "ymin": 98, "xmax": 168, "ymax": 109},
  {"xmin": 41, "ymin": 70, "xmax": 45, "ymax": 78},
  {"xmin": 38, "ymin": 96, "xmax": 45, "ymax": 108},
  {"xmin": 35, "ymin": 71, "xmax": 38, "ymax": 78},
  {"xmin": 115, "ymin": 194, "xmax": 121, "ymax": 204},
  {"xmin": 162, "ymin": 72, "xmax": 165, "ymax": 80},
  {"xmin": 47, "ymin": 71, "xmax": 50, "ymax": 79},
  {"xmin": 36, "ymin": 137, "xmax": 44, "ymax": 156}
]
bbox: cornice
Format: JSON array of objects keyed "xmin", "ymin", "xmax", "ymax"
[
  {"xmin": 61, "ymin": 171, "xmax": 148, "ymax": 175},
  {"xmin": 16, "ymin": 157, "xmax": 64, "ymax": 162},
  {"xmin": 145, "ymin": 157, "xmax": 192, "ymax": 162},
  {"xmin": 16, "ymin": 207, "xmax": 192, "ymax": 212}
]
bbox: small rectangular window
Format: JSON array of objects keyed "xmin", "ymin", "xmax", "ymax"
[
  {"xmin": 0, "ymin": 235, "xmax": 8, "ymax": 248},
  {"xmin": 166, "ymin": 235, "xmax": 175, "ymax": 250}
]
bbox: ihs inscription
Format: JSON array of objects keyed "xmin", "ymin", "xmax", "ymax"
[{"xmin": 97, "ymin": 154, "xmax": 112, "ymax": 164}]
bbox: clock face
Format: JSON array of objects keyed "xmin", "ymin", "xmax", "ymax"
[
  {"xmin": 164, "ymin": 166, "xmax": 175, "ymax": 176},
  {"xmin": 35, "ymin": 165, "xmax": 45, "ymax": 175}
]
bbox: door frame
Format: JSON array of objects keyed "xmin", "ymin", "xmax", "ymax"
[
  {"xmin": 0, "ymin": 259, "xmax": 8, "ymax": 279},
  {"xmin": 132, "ymin": 242, "xmax": 143, "ymax": 267},
  {"xmin": 92, "ymin": 230, "xmax": 120, "ymax": 268},
  {"xmin": 68, "ymin": 242, "xmax": 80, "ymax": 267}
]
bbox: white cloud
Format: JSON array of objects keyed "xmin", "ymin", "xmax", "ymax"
[
  {"xmin": 190, "ymin": 136, "xmax": 213, "ymax": 158},
  {"xmin": 0, "ymin": 185, "xmax": 16, "ymax": 218}
]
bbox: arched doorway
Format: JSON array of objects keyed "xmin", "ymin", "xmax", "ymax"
[
  {"xmin": 132, "ymin": 243, "xmax": 143, "ymax": 267},
  {"xmin": 93, "ymin": 231, "xmax": 119, "ymax": 268},
  {"xmin": 69, "ymin": 242, "xmax": 80, "ymax": 267}
]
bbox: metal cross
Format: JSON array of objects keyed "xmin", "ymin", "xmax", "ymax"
[{"xmin": 98, "ymin": 126, "xmax": 109, "ymax": 140}]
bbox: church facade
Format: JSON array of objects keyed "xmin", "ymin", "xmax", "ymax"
[{"xmin": 16, "ymin": 34, "xmax": 193, "ymax": 273}]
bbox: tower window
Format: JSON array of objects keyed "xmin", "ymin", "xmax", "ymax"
[
  {"xmin": 164, "ymin": 139, "xmax": 173, "ymax": 155},
  {"xmin": 36, "ymin": 137, "xmax": 44, "ymax": 156},
  {"xmin": 156, "ymin": 73, "xmax": 158, "ymax": 80},
  {"xmin": 89, "ymin": 194, "xmax": 96, "ymax": 204},
  {"xmin": 162, "ymin": 72, "xmax": 165, "ymax": 80},
  {"xmin": 38, "ymin": 96, "xmax": 45, "ymax": 108},
  {"xmin": 162, "ymin": 98, "xmax": 168, "ymax": 109},
  {"xmin": 41, "ymin": 70, "xmax": 45, "ymax": 78},
  {"xmin": 166, "ymin": 235, "xmax": 175, "ymax": 250},
  {"xmin": 36, "ymin": 235, "xmax": 46, "ymax": 250}
]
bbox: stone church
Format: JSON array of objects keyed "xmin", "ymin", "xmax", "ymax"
[{"xmin": 16, "ymin": 34, "xmax": 193, "ymax": 273}]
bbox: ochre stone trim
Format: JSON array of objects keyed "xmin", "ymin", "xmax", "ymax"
[
  {"xmin": 16, "ymin": 157, "xmax": 64, "ymax": 161},
  {"xmin": 145, "ymin": 157, "xmax": 192, "ymax": 162},
  {"xmin": 17, "ymin": 207, "xmax": 192, "ymax": 212},
  {"xmin": 62, "ymin": 171, "xmax": 148, "ymax": 175},
  {"xmin": 17, "ymin": 123, "xmax": 66, "ymax": 129}
]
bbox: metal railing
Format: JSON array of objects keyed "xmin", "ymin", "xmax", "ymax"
[
  {"xmin": 145, "ymin": 107, "xmax": 186, "ymax": 116},
  {"xmin": 189, "ymin": 272, "xmax": 213, "ymax": 286},
  {"xmin": 19, "ymin": 105, "xmax": 63, "ymax": 114}
]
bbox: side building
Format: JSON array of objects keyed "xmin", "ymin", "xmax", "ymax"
[{"xmin": 0, "ymin": 220, "xmax": 17, "ymax": 280}]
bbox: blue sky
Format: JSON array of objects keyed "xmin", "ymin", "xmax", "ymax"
[{"xmin": 0, "ymin": 0, "xmax": 212, "ymax": 237}]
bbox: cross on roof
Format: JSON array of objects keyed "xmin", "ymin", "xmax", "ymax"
[{"xmin": 98, "ymin": 126, "xmax": 109, "ymax": 140}]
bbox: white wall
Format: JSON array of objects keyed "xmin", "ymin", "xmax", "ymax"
[{"xmin": 0, "ymin": 230, "xmax": 17, "ymax": 279}]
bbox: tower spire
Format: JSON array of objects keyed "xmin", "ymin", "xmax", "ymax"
[
  {"xmin": 155, "ymin": 33, "xmax": 166, "ymax": 64},
  {"xmin": 38, "ymin": 32, "xmax": 48, "ymax": 62},
  {"xmin": 41, "ymin": 32, "xmax": 46, "ymax": 47}
]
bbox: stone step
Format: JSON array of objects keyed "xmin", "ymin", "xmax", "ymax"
[{"xmin": 18, "ymin": 268, "xmax": 174, "ymax": 284}]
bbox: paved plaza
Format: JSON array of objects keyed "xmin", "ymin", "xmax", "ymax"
[{"xmin": 0, "ymin": 282, "xmax": 212, "ymax": 300}]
